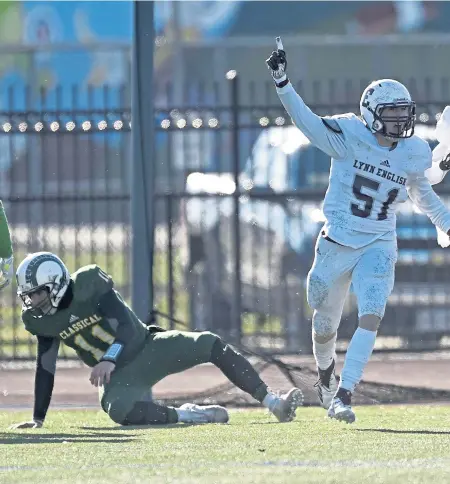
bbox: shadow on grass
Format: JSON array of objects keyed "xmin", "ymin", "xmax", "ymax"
[
  {"xmin": 81, "ymin": 422, "xmax": 220, "ymax": 431},
  {"xmin": 0, "ymin": 431, "xmax": 137, "ymax": 445}
]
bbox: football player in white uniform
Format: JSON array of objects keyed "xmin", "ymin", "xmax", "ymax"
[
  {"xmin": 266, "ymin": 38, "xmax": 450, "ymax": 423},
  {"xmin": 425, "ymin": 106, "xmax": 450, "ymax": 247}
]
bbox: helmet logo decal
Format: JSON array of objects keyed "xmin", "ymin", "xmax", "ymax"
[
  {"xmin": 361, "ymin": 88, "xmax": 375, "ymax": 109},
  {"xmin": 25, "ymin": 253, "xmax": 51, "ymax": 287}
]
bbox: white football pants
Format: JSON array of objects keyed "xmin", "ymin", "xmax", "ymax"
[{"xmin": 307, "ymin": 234, "xmax": 397, "ymax": 337}]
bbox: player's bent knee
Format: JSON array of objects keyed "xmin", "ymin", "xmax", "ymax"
[
  {"xmin": 313, "ymin": 330, "xmax": 336, "ymax": 344},
  {"xmin": 307, "ymin": 274, "xmax": 330, "ymax": 310},
  {"xmin": 209, "ymin": 334, "xmax": 240, "ymax": 364},
  {"xmin": 105, "ymin": 401, "xmax": 129, "ymax": 425},
  {"xmin": 199, "ymin": 330, "xmax": 219, "ymax": 341},
  {"xmin": 358, "ymin": 297, "xmax": 388, "ymax": 321},
  {"xmin": 198, "ymin": 330, "xmax": 220, "ymax": 347},
  {"xmin": 312, "ymin": 311, "xmax": 339, "ymax": 340},
  {"xmin": 195, "ymin": 331, "xmax": 221, "ymax": 362},
  {"xmin": 359, "ymin": 314, "xmax": 382, "ymax": 331}
]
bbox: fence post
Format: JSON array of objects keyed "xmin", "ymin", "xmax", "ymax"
[
  {"xmin": 167, "ymin": 194, "xmax": 175, "ymax": 329},
  {"xmin": 131, "ymin": 0, "xmax": 155, "ymax": 322},
  {"xmin": 228, "ymin": 70, "xmax": 243, "ymax": 344},
  {"xmin": 131, "ymin": 0, "xmax": 155, "ymax": 401}
]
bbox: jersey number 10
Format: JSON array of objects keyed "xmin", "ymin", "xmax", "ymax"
[{"xmin": 351, "ymin": 174, "xmax": 399, "ymax": 220}]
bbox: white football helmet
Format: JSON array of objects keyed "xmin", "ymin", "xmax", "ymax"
[
  {"xmin": 16, "ymin": 252, "xmax": 70, "ymax": 318},
  {"xmin": 360, "ymin": 79, "xmax": 415, "ymax": 139}
]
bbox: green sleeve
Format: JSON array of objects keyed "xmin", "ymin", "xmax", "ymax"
[
  {"xmin": 0, "ymin": 201, "xmax": 13, "ymax": 258},
  {"xmin": 22, "ymin": 310, "xmax": 38, "ymax": 336},
  {"xmin": 22, "ymin": 310, "xmax": 57, "ymax": 338}
]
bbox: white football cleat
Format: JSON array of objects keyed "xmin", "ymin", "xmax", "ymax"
[
  {"xmin": 327, "ymin": 392, "xmax": 356, "ymax": 424},
  {"xmin": 314, "ymin": 360, "xmax": 338, "ymax": 410},
  {"xmin": 270, "ymin": 388, "xmax": 303, "ymax": 422},
  {"xmin": 178, "ymin": 403, "xmax": 229, "ymax": 424}
]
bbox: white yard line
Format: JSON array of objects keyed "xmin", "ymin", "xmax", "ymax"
[{"xmin": 2, "ymin": 458, "xmax": 450, "ymax": 473}]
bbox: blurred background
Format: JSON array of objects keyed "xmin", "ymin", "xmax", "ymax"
[{"xmin": 2, "ymin": 0, "xmax": 450, "ymax": 363}]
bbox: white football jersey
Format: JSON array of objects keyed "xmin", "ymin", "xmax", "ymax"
[{"xmin": 276, "ymin": 83, "xmax": 450, "ymax": 248}]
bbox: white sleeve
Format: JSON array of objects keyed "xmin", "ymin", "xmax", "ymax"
[
  {"xmin": 276, "ymin": 83, "xmax": 348, "ymax": 159},
  {"xmin": 407, "ymin": 174, "xmax": 450, "ymax": 234},
  {"xmin": 426, "ymin": 105, "xmax": 450, "ymax": 185},
  {"xmin": 425, "ymin": 141, "xmax": 450, "ymax": 185},
  {"xmin": 435, "ymin": 105, "xmax": 450, "ymax": 145}
]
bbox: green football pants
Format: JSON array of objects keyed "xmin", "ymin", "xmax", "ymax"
[{"xmin": 99, "ymin": 330, "xmax": 217, "ymax": 423}]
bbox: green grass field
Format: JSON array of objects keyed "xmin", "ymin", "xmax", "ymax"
[{"xmin": 2, "ymin": 406, "xmax": 450, "ymax": 484}]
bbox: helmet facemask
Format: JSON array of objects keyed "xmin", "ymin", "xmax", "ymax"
[
  {"xmin": 372, "ymin": 101, "xmax": 416, "ymax": 139},
  {"xmin": 19, "ymin": 284, "xmax": 57, "ymax": 318}
]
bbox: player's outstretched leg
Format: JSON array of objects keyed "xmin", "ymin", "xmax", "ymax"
[
  {"xmin": 209, "ymin": 337, "xmax": 303, "ymax": 422},
  {"xmin": 102, "ymin": 330, "xmax": 300, "ymax": 425},
  {"xmin": 306, "ymin": 234, "xmax": 352, "ymax": 410},
  {"xmin": 328, "ymin": 245, "xmax": 395, "ymax": 424},
  {"xmin": 107, "ymin": 400, "xmax": 229, "ymax": 426}
]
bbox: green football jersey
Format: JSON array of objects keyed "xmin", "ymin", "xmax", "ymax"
[{"xmin": 22, "ymin": 265, "xmax": 148, "ymax": 367}]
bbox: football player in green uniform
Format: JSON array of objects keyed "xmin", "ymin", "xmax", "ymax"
[{"xmin": 11, "ymin": 252, "xmax": 302, "ymax": 428}]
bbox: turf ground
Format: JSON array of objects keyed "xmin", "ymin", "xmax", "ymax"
[{"xmin": 2, "ymin": 406, "xmax": 450, "ymax": 484}]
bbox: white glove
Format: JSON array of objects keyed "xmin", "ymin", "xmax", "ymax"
[
  {"xmin": 266, "ymin": 37, "xmax": 288, "ymax": 85},
  {"xmin": 436, "ymin": 227, "xmax": 450, "ymax": 248},
  {"xmin": 0, "ymin": 255, "xmax": 13, "ymax": 290},
  {"xmin": 9, "ymin": 419, "xmax": 43, "ymax": 430}
]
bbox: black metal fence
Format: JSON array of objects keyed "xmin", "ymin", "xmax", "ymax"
[
  {"xmin": 153, "ymin": 76, "xmax": 450, "ymax": 355},
  {"xmin": 1, "ymin": 78, "xmax": 450, "ymax": 360},
  {"xmin": 0, "ymin": 84, "xmax": 131, "ymax": 360}
]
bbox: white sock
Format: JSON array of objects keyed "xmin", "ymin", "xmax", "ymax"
[
  {"xmin": 339, "ymin": 327, "xmax": 377, "ymax": 393},
  {"xmin": 313, "ymin": 334, "xmax": 337, "ymax": 370},
  {"xmin": 262, "ymin": 391, "xmax": 278, "ymax": 411}
]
